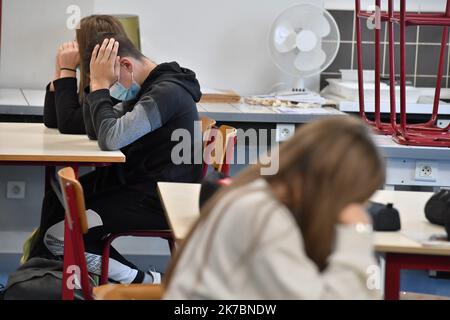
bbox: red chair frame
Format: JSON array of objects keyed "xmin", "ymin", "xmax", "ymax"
[
  {"xmin": 58, "ymin": 168, "xmax": 94, "ymax": 300},
  {"xmin": 356, "ymin": 0, "xmax": 450, "ymax": 146}
]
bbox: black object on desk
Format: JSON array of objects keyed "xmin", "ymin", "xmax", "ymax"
[
  {"xmin": 367, "ymin": 202, "xmax": 401, "ymax": 231},
  {"xmin": 424, "ymin": 190, "xmax": 450, "ymax": 240}
]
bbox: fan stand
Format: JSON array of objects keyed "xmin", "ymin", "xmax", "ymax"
[
  {"xmin": 274, "ymin": 78, "xmax": 312, "ymax": 96},
  {"xmin": 292, "ymin": 78, "xmax": 306, "ymax": 92}
]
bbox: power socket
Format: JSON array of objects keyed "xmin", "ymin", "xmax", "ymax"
[
  {"xmin": 276, "ymin": 124, "xmax": 295, "ymax": 142},
  {"xmin": 6, "ymin": 181, "xmax": 26, "ymax": 199},
  {"xmin": 414, "ymin": 161, "xmax": 438, "ymax": 182}
]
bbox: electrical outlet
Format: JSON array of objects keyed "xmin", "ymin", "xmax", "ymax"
[
  {"xmin": 276, "ymin": 124, "xmax": 295, "ymax": 142},
  {"xmin": 414, "ymin": 161, "xmax": 438, "ymax": 182},
  {"xmin": 6, "ymin": 181, "xmax": 26, "ymax": 199}
]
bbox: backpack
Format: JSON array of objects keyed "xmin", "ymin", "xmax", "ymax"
[
  {"xmin": 424, "ymin": 190, "xmax": 450, "ymax": 226},
  {"xmin": 199, "ymin": 171, "xmax": 232, "ymax": 208},
  {"xmin": 3, "ymin": 257, "xmax": 85, "ymax": 300},
  {"xmin": 367, "ymin": 202, "xmax": 401, "ymax": 231},
  {"xmin": 424, "ymin": 190, "xmax": 450, "ymax": 240}
]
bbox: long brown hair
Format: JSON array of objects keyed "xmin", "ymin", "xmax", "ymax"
[
  {"xmin": 164, "ymin": 116, "xmax": 385, "ymax": 288},
  {"xmin": 75, "ymin": 15, "xmax": 127, "ymax": 101}
]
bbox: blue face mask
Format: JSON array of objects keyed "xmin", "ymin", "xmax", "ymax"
[{"xmin": 109, "ymin": 71, "xmax": 141, "ymax": 101}]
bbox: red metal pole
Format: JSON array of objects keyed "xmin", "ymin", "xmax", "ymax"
[
  {"xmin": 375, "ymin": 0, "xmax": 381, "ymax": 129},
  {"xmin": 384, "ymin": 253, "xmax": 401, "ymax": 300},
  {"xmin": 399, "ymin": 0, "xmax": 407, "ymax": 135},
  {"xmin": 429, "ymin": 1, "xmax": 450, "ymax": 126},
  {"xmin": 388, "ymin": 0, "xmax": 398, "ymax": 132},
  {"xmin": 355, "ymin": 0, "xmax": 368, "ymax": 122}
]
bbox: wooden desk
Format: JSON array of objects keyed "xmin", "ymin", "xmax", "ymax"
[
  {"xmin": 6, "ymin": 89, "xmax": 450, "ymax": 189},
  {"xmin": 0, "ymin": 122, "xmax": 124, "ymax": 163},
  {"xmin": 157, "ymin": 183, "xmax": 450, "ymax": 300},
  {"xmin": 1, "ymin": 88, "xmax": 346, "ymax": 124},
  {"xmin": 371, "ymin": 190, "xmax": 450, "ymax": 300},
  {"xmin": 372, "ymin": 190, "xmax": 447, "ymax": 255},
  {"xmin": 0, "ymin": 123, "xmax": 125, "ymax": 300},
  {"xmin": 157, "ymin": 182, "xmax": 201, "ymax": 242}
]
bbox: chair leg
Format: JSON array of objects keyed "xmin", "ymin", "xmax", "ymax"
[
  {"xmin": 167, "ymin": 237, "xmax": 176, "ymax": 255},
  {"xmin": 100, "ymin": 237, "xmax": 114, "ymax": 285},
  {"xmin": 100, "ymin": 233, "xmax": 174, "ymax": 285}
]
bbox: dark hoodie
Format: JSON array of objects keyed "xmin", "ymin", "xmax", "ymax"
[{"xmin": 84, "ymin": 61, "xmax": 203, "ymax": 195}]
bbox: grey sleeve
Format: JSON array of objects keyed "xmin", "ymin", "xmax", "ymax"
[
  {"xmin": 83, "ymin": 98, "xmax": 126, "ymax": 141},
  {"xmin": 87, "ymin": 90, "xmax": 163, "ymax": 151}
]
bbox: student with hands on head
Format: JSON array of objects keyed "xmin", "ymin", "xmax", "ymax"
[
  {"xmin": 89, "ymin": 38, "xmax": 121, "ymax": 93},
  {"xmin": 43, "ymin": 15, "xmax": 126, "ymax": 134},
  {"xmin": 32, "ymin": 24, "xmax": 203, "ymax": 286}
]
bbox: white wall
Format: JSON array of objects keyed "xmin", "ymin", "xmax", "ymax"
[
  {"xmin": 0, "ymin": 0, "xmax": 447, "ymax": 93},
  {"xmin": 0, "ymin": 0, "xmax": 93, "ymax": 89},
  {"xmin": 93, "ymin": 0, "xmax": 321, "ymax": 95},
  {"xmin": 93, "ymin": 0, "xmax": 448, "ymax": 95}
]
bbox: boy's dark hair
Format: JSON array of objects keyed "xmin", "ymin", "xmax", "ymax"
[{"xmin": 84, "ymin": 32, "xmax": 145, "ymax": 74}]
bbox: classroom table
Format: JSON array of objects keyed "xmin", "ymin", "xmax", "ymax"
[
  {"xmin": 0, "ymin": 88, "xmax": 345, "ymax": 123},
  {"xmin": 4, "ymin": 89, "xmax": 450, "ymax": 188},
  {"xmin": 157, "ymin": 182, "xmax": 450, "ymax": 300},
  {"xmin": 0, "ymin": 122, "xmax": 125, "ymax": 300},
  {"xmin": 157, "ymin": 182, "xmax": 201, "ymax": 242},
  {"xmin": 371, "ymin": 190, "xmax": 450, "ymax": 300}
]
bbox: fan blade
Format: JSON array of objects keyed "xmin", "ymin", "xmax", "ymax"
[
  {"xmin": 295, "ymin": 8, "xmax": 331, "ymax": 38},
  {"xmin": 296, "ymin": 30, "xmax": 318, "ymax": 52},
  {"xmin": 304, "ymin": 13, "xmax": 331, "ymax": 38},
  {"xmin": 273, "ymin": 22, "xmax": 297, "ymax": 53},
  {"xmin": 294, "ymin": 47, "xmax": 326, "ymax": 72}
]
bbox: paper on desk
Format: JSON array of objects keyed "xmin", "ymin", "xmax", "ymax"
[
  {"xmin": 276, "ymin": 107, "xmax": 331, "ymax": 114},
  {"xmin": 403, "ymin": 231, "xmax": 450, "ymax": 247},
  {"xmin": 255, "ymin": 91, "xmax": 327, "ymax": 105}
]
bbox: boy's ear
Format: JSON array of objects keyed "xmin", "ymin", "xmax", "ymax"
[{"xmin": 119, "ymin": 57, "xmax": 133, "ymax": 73}]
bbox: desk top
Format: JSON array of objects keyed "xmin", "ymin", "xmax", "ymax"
[
  {"xmin": 157, "ymin": 182, "xmax": 201, "ymax": 241},
  {"xmin": 0, "ymin": 122, "xmax": 125, "ymax": 163},
  {"xmin": 198, "ymin": 103, "xmax": 344, "ymax": 123},
  {"xmin": 0, "ymin": 88, "xmax": 345, "ymax": 124},
  {"xmin": 157, "ymin": 182, "xmax": 449, "ymax": 256},
  {"xmin": 3, "ymin": 89, "xmax": 450, "ymax": 159},
  {"xmin": 371, "ymin": 190, "xmax": 449, "ymax": 255},
  {"xmin": 373, "ymin": 134, "xmax": 450, "ymax": 160}
]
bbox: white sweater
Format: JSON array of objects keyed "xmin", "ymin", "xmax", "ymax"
[{"xmin": 164, "ymin": 179, "xmax": 380, "ymax": 300}]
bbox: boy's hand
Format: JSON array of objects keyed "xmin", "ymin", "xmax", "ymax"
[
  {"xmin": 90, "ymin": 38, "xmax": 120, "ymax": 92},
  {"xmin": 58, "ymin": 41, "xmax": 80, "ymax": 70}
]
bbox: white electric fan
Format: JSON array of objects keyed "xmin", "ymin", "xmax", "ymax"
[{"xmin": 269, "ymin": 2, "xmax": 340, "ymax": 93}]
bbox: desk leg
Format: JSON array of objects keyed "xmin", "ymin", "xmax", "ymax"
[
  {"xmin": 61, "ymin": 165, "xmax": 79, "ymax": 300},
  {"xmin": 45, "ymin": 166, "xmax": 55, "ymax": 192},
  {"xmin": 384, "ymin": 253, "xmax": 450, "ymax": 300},
  {"xmin": 384, "ymin": 253, "xmax": 401, "ymax": 300}
]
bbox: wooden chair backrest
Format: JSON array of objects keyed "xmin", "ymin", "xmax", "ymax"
[{"xmin": 93, "ymin": 284, "xmax": 163, "ymax": 300}]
